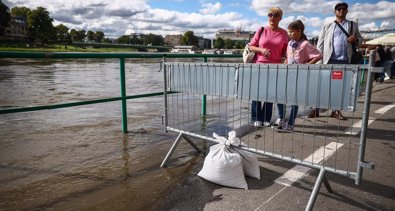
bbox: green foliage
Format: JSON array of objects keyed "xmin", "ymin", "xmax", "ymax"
[
  {"xmin": 70, "ymin": 29, "xmax": 86, "ymax": 42},
  {"xmin": 181, "ymin": 31, "xmax": 198, "ymax": 46},
  {"xmin": 10, "ymin": 6, "xmax": 30, "ymax": 18},
  {"xmin": 94, "ymin": 31, "xmax": 104, "ymax": 42},
  {"xmin": 55, "ymin": 24, "xmax": 71, "ymax": 43},
  {"xmin": 102, "ymin": 38, "xmax": 112, "ymax": 43},
  {"xmin": 117, "ymin": 35, "xmax": 130, "ymax": 44},
  {"xmin": 86, "ymin": 30, "xmax": 95, "ymax": 41},
  {"xmin": 224, "ymin": 38, "xmax": 233, "ymax": 49},
  {"xmin": 214, "ymin": 37, "xmax": 225, "ymax": 49},
  {"xmin": 130, "ymin": 34, "xmax": 141, "ymax": 45},
  {"xmin": 234, "ymin": 41, "xmax": 244, "ymax": 49},
  {"xmin": 27, "ymin": 7, "xmax": 55, "ymax": 43},
  {"xmin": 142, "ymin": 34, "xmax": 164, "ymax": 46}
]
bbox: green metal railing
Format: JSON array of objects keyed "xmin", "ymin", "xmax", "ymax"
[{"xmin": 0, "ymin": 51, "xmax": 241, "ymax": 133}]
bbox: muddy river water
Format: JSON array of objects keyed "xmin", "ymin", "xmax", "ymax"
[{"xmin": 0, "ymin": 57, "xmax": 237, "ymax": 210}]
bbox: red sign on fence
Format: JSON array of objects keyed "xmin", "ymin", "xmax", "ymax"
[{"xmin": 332, "ymin": 71, "xmax": 343, "ymax": 80}]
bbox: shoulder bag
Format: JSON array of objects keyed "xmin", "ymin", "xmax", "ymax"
[{"xmin": 243, "ymin": 27, "xmax": 264, "ymax": 63}]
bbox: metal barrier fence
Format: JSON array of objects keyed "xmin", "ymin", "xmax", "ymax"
[{"xmin": 161, "ymin": 52, "xmax": 381, "ymax": 211}]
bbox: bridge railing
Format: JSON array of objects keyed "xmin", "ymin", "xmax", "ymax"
[{"xmin": 0, "ymin": 51, "xmax": 241, "ymax": 133}]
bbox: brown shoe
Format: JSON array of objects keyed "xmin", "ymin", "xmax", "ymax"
[
  {"xmin": 331, "ymin": 110, "xmax": 347, "ymax": 120},
  {"xmin": 308, "ymin": 108, "xmax": 319, "ymax": 118}
]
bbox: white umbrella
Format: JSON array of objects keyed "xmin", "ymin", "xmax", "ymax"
[{"xmin": 366, "ymin": 33, "xmax": 395, "ymax": 45}]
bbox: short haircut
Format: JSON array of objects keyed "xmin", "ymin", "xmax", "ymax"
[{"xmin": 268, "ymin": 7, "xmax": 283, "ymax": 18}]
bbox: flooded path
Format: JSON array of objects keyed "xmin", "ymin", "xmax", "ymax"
[{"xmin": 0, "ymin": 58, "xmax": 208, "ymax": 210}]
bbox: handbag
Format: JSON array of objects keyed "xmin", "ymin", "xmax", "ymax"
[
  {"xmin": 334, "ymin": 21, "xmax": 362, "ymax": 64},
  {"xmin": 243, "ymin": 27, "xmax": 263, "ymax": 63}
]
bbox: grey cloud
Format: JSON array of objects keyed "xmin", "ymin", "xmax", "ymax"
[
  {"xmin": 107, "ymin": 9, "xmax": 146, "ymax": 17},
  {"xmin": 88, "ymin": 3, "xmax": 107, "ymax": 7},
  {"xmin": 52, "ymin": 13, "xmax": 82, "ymax": 25}
]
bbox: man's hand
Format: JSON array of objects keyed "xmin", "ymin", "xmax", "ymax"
[{"xmin": 348, "ymin": 35, "xmax": 357, "ymax": 43}]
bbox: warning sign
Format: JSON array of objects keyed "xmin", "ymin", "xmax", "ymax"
[{"xmin": 332, "ymin": 71, "xmax": 343, "ymax": 80}]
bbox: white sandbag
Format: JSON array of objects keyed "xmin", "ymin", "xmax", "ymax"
[
  {"xmin": 198, "ymin": 143, "xmax": 248, "ymax": 189},
  {"xmin": 224, "ymin": 131, "xmax": 260, "ymax": 180},
  {"xmin": 233, "ymin": 148, "xmax": 261, "ymax": 180}
]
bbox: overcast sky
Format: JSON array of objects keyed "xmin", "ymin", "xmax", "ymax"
[{"xmin": 3, "ymin": 0, "xmax": 395, "ymax": 39}]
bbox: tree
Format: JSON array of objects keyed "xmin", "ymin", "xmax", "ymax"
[
  {"xmin": 86, "ymin": 30, "xmax": 95, "ymax": 42},
  {"xmin": 214, "ymin": 37, "xmax": 225, "ymax": 49},
  {"xmin": 102, "ymin": 38, "xmax": 112, "ymax": 44},
  {"xmin": 94, "ymin": 31, "xmax": 104, "ymax": 43},
  {"xmin": 27, "ymin": 7, "xmax": 55, "ymax": 43},
  {"xmin": 130, "ymin": 34, "xmax": 141, "ymax": 45},
  {"xmin": 235, "ymin": 41, "xmax": 244, "ymax": 49},
  {"xmin": 70, "ymin": 29, "xmax": 86, "ymax": 42},
  {"xmin": 10, "ymin": 6, "xmax": 30, "ymax": 18},
  {"xmin": 224, "ymin": 38, "xmax": 233, "ymax": 49},
  {"xmin": 0, "ymin": 1, "xmax": 11, "ymax": 36},
  {"xmin": 181, "ymin": 31, "xmax": 198, "ymax": 46},
  {"xmin": 142, "ymin": 33, "xmax": 164, "ymax": 46},
  {"xmin": 117, "ymin": 35, "xmax": 130, "ymax": 44},
  {"xmin": 55, "ymin": 24, "xmax": 71, "ymax": 43}
]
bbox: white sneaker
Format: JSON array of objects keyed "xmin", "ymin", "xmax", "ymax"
[
  {"xmin": 273, "ymin": 118, "xmax": 283, "ymax": 126},
  {"xmin": 263, "ymin": 122, "xmax": 271, "ymax": 127},
  {"xmin": 254, "ymin": 121, "xmax": 263, "ymax": 127}
]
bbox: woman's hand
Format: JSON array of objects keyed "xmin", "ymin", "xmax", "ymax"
[{"xmin": 261, "ymin": 48, "xmax": 271, "ymax": 57}]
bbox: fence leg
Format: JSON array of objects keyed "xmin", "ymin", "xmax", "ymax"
[
  {"xmin": 305, "ymin": 168, "xmax": 326, "ymax": 211},
  {"xmin": 322, "ymin": 175, "xmax": 333, "ymax": 193},
  {"xmin": 120, "ymin": 58, "xmax": 128, "ymax": 133},
  {"xmin": 161, "ymin": 133, "xmax": 183, "ymax": 167}
]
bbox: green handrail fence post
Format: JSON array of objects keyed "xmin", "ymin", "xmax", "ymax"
[
  {"xmin": 202, "ymin": 56, "xmax": 208, "ymax": 116},
  {"xmin": 120, "ymin": 58, "xmax": 128, "ymax": 133}
]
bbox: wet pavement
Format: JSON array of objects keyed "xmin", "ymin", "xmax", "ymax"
[{"xmin": 154, "ymin": 79, "xmax": 395, "ymax": 211}]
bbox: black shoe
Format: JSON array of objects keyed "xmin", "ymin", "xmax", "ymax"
[
  {"xmin": 308, "ymin": 109, "xmax": 319, "ymax": 118},
  {"xmin": 331, "ymin": 110, "xmax": 346, "ymax": 120}
]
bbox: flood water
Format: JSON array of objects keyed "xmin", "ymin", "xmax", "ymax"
[{"xmin": 0, "ymin": 57, "xmax": 238, "ymax": 210}]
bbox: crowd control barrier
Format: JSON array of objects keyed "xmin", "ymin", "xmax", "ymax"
[{"xmin": 161, "ymin": 52, "xmax": 382, "ymax": 211}]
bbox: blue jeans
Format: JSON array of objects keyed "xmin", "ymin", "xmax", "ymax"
[
  {"xmin": 277, "ymin": 104, "xmax": 298, "ymax": 126},
  {"xmin": 251, "ymin": 101, "xmax": 273, "ymax": 122}
]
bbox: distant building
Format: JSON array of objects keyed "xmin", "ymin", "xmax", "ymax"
[
  {"xmin": 164, "ymin": 34, "xmax": 183, "ymax": 46},
  {"xmin": 4, "ymin": 15, "xmax": 28, "ymax": 38},
  {"xmin": 215, "ymin": 27, "xmax": 252, "ymax": 43},
  {"xmin": 197, "ymin": 36, "xmax": 211, "ymax": 49}
]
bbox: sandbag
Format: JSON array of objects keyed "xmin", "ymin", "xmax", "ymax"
[
  {"xmin": 227, "ymin": 131, "xmax": 260, "ymax": 180},
  {"xmin": 233, "ymin": 148, "xmax": 261, "ymax": 180},
  {"xmin": 198, "ymin": 144, "xmax": 247, "ymax": 189}
]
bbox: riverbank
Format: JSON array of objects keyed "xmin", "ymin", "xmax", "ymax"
[{"xmin": 0, "ymin": 44, "xmax": 139, "ymax": 52}]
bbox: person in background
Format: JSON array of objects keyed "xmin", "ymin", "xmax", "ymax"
[
  {"xmin": 375, "ymin": 45, "xmax": 386, "ymax": 82},
  {"xmin": 248, "ymin": 6, "xmax": 289, "ymax": 127},
  {"xmin": 276, "ymin": 20, "xmax": 322, "ymax": 132},
  {"xmin": 387, "ymin": 46, "xmax": 395, "ymax": 79},
  {"xmin": 315, "ymin": 1, "xmax": 363, "ymax": 120}
]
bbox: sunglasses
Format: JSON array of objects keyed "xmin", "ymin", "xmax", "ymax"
[
  {"xmin": 268, "ymin": 13, "xmax": 280, "ymax": 18},
  {"xmin": 336, "ymin": 7, "xmax": 347, "ymax": 11}
]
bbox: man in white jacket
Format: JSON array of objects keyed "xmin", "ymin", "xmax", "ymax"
[{"xmin": 316, "ymin": 2, "xmax": 363, "ymax": 120}]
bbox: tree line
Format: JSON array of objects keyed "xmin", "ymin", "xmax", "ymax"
[{"xmin": 0, "ymin": 2, "xmax": 246, "ymax": 49}]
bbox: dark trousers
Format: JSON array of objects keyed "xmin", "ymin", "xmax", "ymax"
[{"xmin": 251, "ymin": 101, "xmax": 273, "ymax": 122}]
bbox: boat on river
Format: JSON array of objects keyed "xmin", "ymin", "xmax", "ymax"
[{"xmin": 170, "ymin": 45, "xmax": 196, "ymax": 54}]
